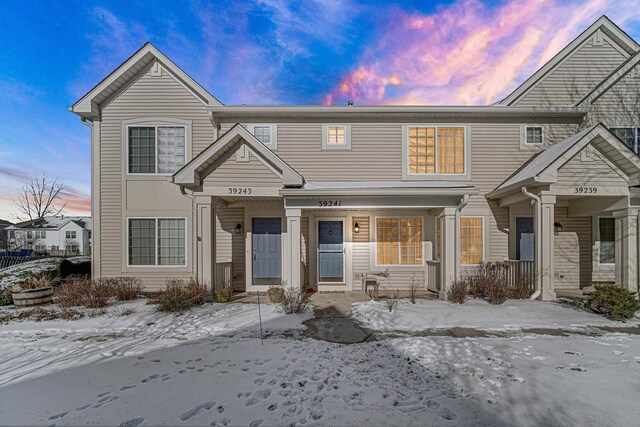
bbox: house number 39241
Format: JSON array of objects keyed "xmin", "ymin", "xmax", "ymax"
[
  {"xmin": 574, "ymin": 186, "xmax": 597, "ymax": 194},
  {"xmin": 318, "ymin": 200, "xmax": 342, "ymax": 207}
]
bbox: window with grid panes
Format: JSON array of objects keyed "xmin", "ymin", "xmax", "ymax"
[
  {"xmin": 408, "ymin": 127, "xmax": 464, "ymax": 174},
  {"xmin": 129, "ymin": 126, "xmax": 185, "ymax": 174},
  {"xmin": 376, "ymin": 217, "xmax": 423, "ymax": 265},
  {"xmin": 461, "ymin": 217, "xmax": 483, "ymax": 264},
  {"xmin": 526, "ymin": 126, "xmax": 543, "ymax": 145},
  {"xmin": 598, "ymin": 217, "xmax": 615, "ymax": 264},
  {"xmin": 158, "ymin": 218, "xmax": 186, "ymax": 265},
  {"xmin": 129, "ymin": 219, "xmax": 156, "ymax": 265},
  {"xmin": 610, "ymin": 127, "xmax": 640, "ymax": 154},
  {"xmin": 128, "ymin": 218, "xmax": 186, "ymax": 266},
  {"xmin": 327, "ymin": 126, "xmax": 346, "ymax": 145},
  {"xmin": 157, "ymin": 127, "xmax": 186, "ymax": 173},
  {"xmin": 253, "ymin": 126, "xmax": 272, "ymax": 145}
]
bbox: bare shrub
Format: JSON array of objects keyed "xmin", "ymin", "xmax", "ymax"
[
  {"xmin": 383, "ymin": 287, "xmax": 400, "ymax": 312},
  {"xmin": 409, "ymin": 275, "xmax": 419, "ymax": 304},
  {"xmin": 510, "ymin": 275, "xmax": 534, "ymax": 300},
  {"xmin": 152, "ymin": 278, "xmax": 206, "ymax": 312},
  {"xmin": 104, "ymin": 277, "xmax": 144, "ymax": 301},
  {"xmin": 366, "ymin": 284, "xmax": 380, "ymax": 301},
  {"xmin": 447, "ymin": 278, "xmax": 468, "ymax": 304},
  {"xmin": 277, "ymin": 287, "xmax": 310, "ymax": 314},
  {"xmin": 267, "ymin": 284, "xmax": 284, "ymax": 303},
  {"xmin": 83, "ymin": 281, "xmax": 112, "ymax": 309},
  {"xmin": 485, "ymin": 279, "xmax": 509, "ymax": 305},
  {"xmin": 55, "ymin": 275, "xmax": 91, "ymax": 308}
]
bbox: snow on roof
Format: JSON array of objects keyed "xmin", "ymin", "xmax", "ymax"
[{"xmin": 7, "ymin": 216, "xmax": 92, "ymax": 231}]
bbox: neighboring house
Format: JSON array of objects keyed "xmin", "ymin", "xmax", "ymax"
[
  {"xmin": 70, "ymin": 16, "xmax": 640, "ymax": 300},
  {"xmin": 6, "ymin": 216, "xmax": 92, "ymax": 255},
  {"xmin": 0, "ymin": 219, "xmax": 13, "ymax": 251}
]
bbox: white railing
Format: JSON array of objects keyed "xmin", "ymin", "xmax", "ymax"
[
  {"xmin": 502, "ymin": 260, "xmax": 535, "ymax": 289},
  {"xmin": 215, "ymin": 262, "xmax": 233, "ymax": 287},
  {"xmin": 426, "ymin": 260, "xmax": 441, "ymax": 292}
]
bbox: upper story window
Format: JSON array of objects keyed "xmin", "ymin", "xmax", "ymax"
[
  {"xmin": 322, "ymin": 125, "xmax": 351, "ymax": 150},
  {"xmin": 610, "ymin": 127, "xmax": 640, "ymax": 154},
  {"xmin": 35, "ymin": 230, "xmax": 46, "ymax": 239},
  {"xmin": 66, "ymin": 231, "xmax": 77, "ymax": 239},
  {"xmin": 525, "ymin": 126, "xmax": 543, "ymax": 145},
  {"xmin": 248, "ymin": 124, "xmax": 276, "ymax": 148},
  {"xmin": 26, "ymin": 231, "xmax": 33, "ymax": 239},
  {"xmin": 128, "ymin": 126, "xmax": 186, "ymax": 174},
  {"xmin": 408, "ymin": 126, "xmax": 465, "ymax": 174}
]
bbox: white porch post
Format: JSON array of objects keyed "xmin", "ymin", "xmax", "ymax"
[
  {"xmin": 614, "ymin": 208, "xmax": 639, "ymax": 292},
  {"xmin": 284, "ymin": 208, "xmax": 302, "ymax": 290},
  {"xmin": 538, "ymin": 193, "xmax": 556, "ymax": 301},
  {"xmin": 196, "ymin": 196, "xmax": 215, "ymax": 292},
  {"xmin": 439, "ymin": 207, "xmax": 458, "ymax": 300}
]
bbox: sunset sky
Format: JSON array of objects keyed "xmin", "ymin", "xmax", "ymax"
[{"xmin": 1, "ymin": 0, "xmax": 639, "ymax": 221}]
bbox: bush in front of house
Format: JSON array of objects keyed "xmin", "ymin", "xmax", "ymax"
[
  {"xmin": 56, "ymin": 275, "xmax": 111, "ymax": 308},
  {"xmin": 214, "ymin": 280, "xmax": 233, "ymax": 303},
  {"xmin": 447, "ymin": 278, "xmax": 468, "ymax": 304},
  {"xmin": 458, "ymin": 262, "xmax": 534, "ymax": 305},
  {"xmin": 58, "ymin": 259, "xmax": 91, "ymax": 279},
  {"xmin": 267, "ymin": 284, "xmax": 284, "ymax": 303},
  {"xmin": 277, "ymin": 286, "xmax": 311, "ymax": 314},
  {"xmin": 589, "ymin": 285, "xmax": 640, "ymax": 321},
  {"xmin": 152, "ymin": 278, "xmax": 207, "ymax": 312},
  {"xmin": 102, "ymin": 277, "xmax": 144, "ymax": 301}
]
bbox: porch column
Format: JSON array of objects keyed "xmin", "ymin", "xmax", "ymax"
[
  {"xmin": 196, "ymin": 196, "xmax": 215, "ymax": 292},
  {"xmin": 439, "ymin": 207, "xmax": 458, "ymax": 300},
  {"xmin": 538, "ymin": 193, "xmax": 556, "ymax": 301},
  {"xmin": 284, "ymin": 208, "xmax": 302, "ymax": 290},
  {"xmin": 614, "ymin": 208, "xmax": 639, "ymax": 292}
]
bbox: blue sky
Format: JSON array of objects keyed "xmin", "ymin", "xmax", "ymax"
[{"xmin": 1, "ymin": 0, "xmax": 639, "ymax": 220}]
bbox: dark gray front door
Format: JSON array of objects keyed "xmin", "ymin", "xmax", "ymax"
[
  {"xmin": 318, "ymin": 220, "xmax": 344, "ymax": 283},
  {"xmin": 516, "ymin": 217, "xmax": 534, "ymax": 261},
  {"xmin": 252, "ymin": 218, "xmax": 281, "ymax": 285}
]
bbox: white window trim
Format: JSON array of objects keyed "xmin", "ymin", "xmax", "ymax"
[
  {"xmin": 609, "ymin": 126, "xmax": 640, "ymax": 154},
  {"xmin": 123, "ymin": 117, "xmax": 192, "ymax": 177},
  {"xmin": 402, "ymin": 124, "xmax": 469, "ymax": 180},
  {"xmin": 248, "ymin": 124, "xmax": 277, "ymax": 149},
  {"xmin": 524, "ymin": 125, "xmax": 545, "ymax": 146},
  {"xmin": 126, "ymin": 217, "xmax": 188, "ymax": 268},
  {"xmin": 322, "ymin": 124, "xmax": 351, "ymax": 150},
  {"xmin": 373, "ymin": 215, "xmax": 425, "ymax": 267},
  {"xmin": 65, "ymin": 231, "xmax": 77, "ymax": 239},
  {"xmin": 596, "ymin": 216, "xmax": 616, "ymax": 265},
  {"xmin": 460, "ymin": 216, "xmax": 485, "ymax": 266}
]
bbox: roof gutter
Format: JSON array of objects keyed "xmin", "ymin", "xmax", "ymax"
[{"xmin": 521, "ymin": 186, "xmax": 542, "ymax": 300}]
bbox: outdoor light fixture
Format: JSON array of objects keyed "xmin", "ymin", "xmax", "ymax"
[
  {"xmin": 234, "ymin": 223, "xmax": 242, "ymax": 235},
  {"xmin": 353, "ymin": 222, "xmax": 360, "ymax": 233},
  {"xmin": 554, "ymin": 222, "xmax": 563, "ymax": 235}
]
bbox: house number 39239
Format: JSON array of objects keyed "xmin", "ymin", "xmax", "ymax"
[{"xmin": 574, "ymin": 186, "xmax": 597, "ymax": 194}]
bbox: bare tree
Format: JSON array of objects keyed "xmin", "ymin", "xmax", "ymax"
[{"xmin": 14, "ymin": 174, "xmax": 66, "ymax": 221}]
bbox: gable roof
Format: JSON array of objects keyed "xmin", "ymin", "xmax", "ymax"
[
  {"xmin": 498, "ymin": 16, "xmax": 639, "ymax": 106},
  {"xmin": 70, "ymin": 43, "xmax": 221, "ymax": 120},
  {"xmin": 6, "ymin": 216, "xmax": 92, "ymax": 231},
  {"xmin": 576, "ymin": 52, "xmax": 640, "ymax": 106},
  {"xmin": 487, "ymin": 124, "xmax": 640, "ymax": 198},
  {"xmin": 172, "ymin": 124, "xmax": 304, "ymax": 188}
]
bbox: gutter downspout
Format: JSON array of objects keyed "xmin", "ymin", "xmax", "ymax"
[{"xmin": 521, "ymin": 186, "xmax": 541, "ymax": 300}]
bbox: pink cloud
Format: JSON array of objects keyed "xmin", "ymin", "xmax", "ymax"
[{"xmin": 324, "ymin": 0, "xmax": 639, "ymax": 106}]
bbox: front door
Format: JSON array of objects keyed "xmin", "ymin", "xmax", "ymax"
[
  {"xmin": 318, "ymin": 220, "xmax": 344, "ymax": 283},
  {"xmin": 252, "ymin": 218, "xmax": 281, "ymax": 286},
  {"xmin": 516, "ymin": 217, "xmax": 534, "ymax": 261}
]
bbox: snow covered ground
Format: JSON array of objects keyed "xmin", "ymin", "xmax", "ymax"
[
  {"xmin": 0, "ymin": 299, "xmax": 639, "ymax": 426},
  {"xmin": 0, "ymin": 256, "xmax": 90, "ymax": 289},
  {"xmin": 352, "ymin": 298, "xmax": 640, "ymax": 332}
]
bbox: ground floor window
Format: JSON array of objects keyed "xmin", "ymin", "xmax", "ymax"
[
  {"xmin": 461, "ymin": 217, "xmax": 484, "ymax": 265},
  {"xmin": 128, "ymin": 218, "xmax": 186, "ymax": 266},
  {"xmin": 598, "ymin": 217, "xmax": 615, "ymax": 264},
  {"xmin": 376, "ymin": 217, "xmax": 423, "ymax": 265}
]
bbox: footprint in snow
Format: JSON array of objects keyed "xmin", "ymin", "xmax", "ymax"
[
  {"xmin": 564, "ymin": 351, "xmax": 583, "ymax": 355},
  {"xmin": 249, "ymin": 420, "xmax": 263, "ymax": 427},
  {"xmin": 178, "ymin": 401, "xmax": 215, "ymax": 421},
  {"xmin": 119, "ymin": 418, "xmax": 145, "ymax": 427},
  {"xmin": 76, "ymin": 404, "xmax": 91, "ymax": 411},
  {"xmin": 120, "ymin": 385, "xmax": 136, "ymax": 391},
  {"xmin": 612, "ymin": 350, "xmax": 624, "ymax": 356},
  {"xmin": 426, "ymin": 400, "xmax": 457, "ymax": 420},
  {"xmin": 49, "ymin": 411, "xmax": 68, "ymax": 420},
  {"xmin": 245, "ymin": 389, "xmax": 272, "ymax": 406}
]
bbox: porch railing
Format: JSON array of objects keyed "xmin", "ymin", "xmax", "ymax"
[
  {"xmin": 215, "ymin": 262, "xmax": 233, "ymax": 287},
  {"xmin": 502, "ymin": 260, "xmax": 535, "ymax": 289},
  {"xmin": 426, "ymin": 260, "xmax": 441, "ymax": 292}
]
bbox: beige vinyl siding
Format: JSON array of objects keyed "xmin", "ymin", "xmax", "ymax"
[
  {"xmin": 554, "ymin": 208, "xmax": 592, "ymax": 290},
  {"xmin": 588, "ymin": 63, "xmax": 640, "ymax": 127},
  {"xmin": 99, "ymin": 63, "xmax": 214, "ymax": 288},
  {"xmin": 215, "ymin": 207, "xmax": 245, "ymax": 290},
  {"xmin": 204, "ymin": 145, "xmax": 283, "ymax": 187},
  {"xmin": 515, "ymin": 38, "xmax": 628, "ymax": 107},
  {"xmin": 555, "ymin": 145, "xmax": 628, "ymax": 187},
  {"xmin": 352, "ymin": 216, "xmax": 370, "ymax": 290}
]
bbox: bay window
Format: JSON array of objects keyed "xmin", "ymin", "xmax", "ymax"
[{"xmin": 376, "ymin": 217, "xmax": 423, "ymax": 265}]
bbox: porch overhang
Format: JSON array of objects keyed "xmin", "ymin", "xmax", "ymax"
[
  {"xmin": 486, "ymin": 124, "xmax": 640, "ymax": 206},
  {"xmin": 281, "ymin": 181, "xmax": 478, "ymax": 210},
  {"xmin": 170, "ymin": 124, "xmax": 305, "ymax": 188}
]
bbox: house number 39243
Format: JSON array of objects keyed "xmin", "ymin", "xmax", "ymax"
[
  {"xmin": 318, "ymin": 200, "xmax": 342, "ymax": 207},
  {"xmin": 228, "ymin": 187, "xmax": 252, "ymax": 194}
]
